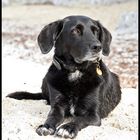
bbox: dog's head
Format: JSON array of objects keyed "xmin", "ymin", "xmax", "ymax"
[{"xmin": 38, "ymin": 16, "xmax": 112, "ymax": 66}]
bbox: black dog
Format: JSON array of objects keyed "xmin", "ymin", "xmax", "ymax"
[{"xmin": 7, "ymin": 15, "xmax": 121, "ymax": 139}]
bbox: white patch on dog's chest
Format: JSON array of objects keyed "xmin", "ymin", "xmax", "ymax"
[
  {"xmin": 70, "ymin": 104, "xmax": 75, "ymax": 115},
  {"xmin": 68, "ymin": 70, "xmax": 83, "ymax": 81}
]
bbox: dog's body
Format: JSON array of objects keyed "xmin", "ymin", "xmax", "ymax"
[{"xmin": 7, "ymin": 15, "xmax": 121, "ymax": 139}]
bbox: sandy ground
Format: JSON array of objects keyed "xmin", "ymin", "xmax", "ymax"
[{"xmin": 2, "ymin": 56, "xmax": 138, "ymax": 140}]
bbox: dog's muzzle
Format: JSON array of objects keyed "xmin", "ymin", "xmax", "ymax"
[{"xmin": 75, "ymin": 56, "xmax": 101, "ymax": 64}]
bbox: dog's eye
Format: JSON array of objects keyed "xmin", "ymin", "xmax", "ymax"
[
  {"xmin": 71, "ymin": 28, "xmax": 81, "ymax": 35},
  {"xmin": 71, "ymin": 24, "xmax": 84, "ymax": 36},
  {"xmin": 91, "ymin": 26, "xmax": 99, "ymax": 36}
]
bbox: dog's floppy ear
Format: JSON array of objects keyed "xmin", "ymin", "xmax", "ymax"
[
  {"xmin": 97, "ymin": 21, "xmax": 112, "ymax": 56},
  {"xmin": 38, "ymin": 20, "xmax": 64, "ymax": 54}
]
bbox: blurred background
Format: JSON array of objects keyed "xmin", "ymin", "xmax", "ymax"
[{"xmin": 2, "ymin": 0, "xmax": 138, "ymax": 89}]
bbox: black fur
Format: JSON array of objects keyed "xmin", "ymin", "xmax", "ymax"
[{"xmin": 7, "ymin": 15, "xmax": 121, "ymax": 139}]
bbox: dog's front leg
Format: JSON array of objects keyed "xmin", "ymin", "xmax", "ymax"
[
  {"xmin": 56, "ymin": 113, "xmax": 101, "ymax": 139},
  {"xmin": 36, "ymin": 106, "xmax": 65, "ymax": 136},
  {"xmin": 36, "ymin": 86, "xmax": 67, "ymax": 136}
]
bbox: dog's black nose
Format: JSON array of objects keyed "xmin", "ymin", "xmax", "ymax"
[{"xmin": 91, "ymin": 44, "xmax": 101, "ymax": 52}]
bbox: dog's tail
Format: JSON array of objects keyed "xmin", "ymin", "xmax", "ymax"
[{"xmin": 6, "ymin": 92, "xmax": 45, "ymax": 100}]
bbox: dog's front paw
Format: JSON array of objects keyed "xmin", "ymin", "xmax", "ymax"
[
  {"xmin": 56, "ymin": 123, "xmax": 78, "ymax": 139},
  {"xmin": 36, "ymin": 124, "xmax": 56, "ymax": 136}
]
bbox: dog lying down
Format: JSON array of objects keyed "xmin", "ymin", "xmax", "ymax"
[{"xmin": 7, "ymin": 15, "xmax": 122, "ymax": 139}]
